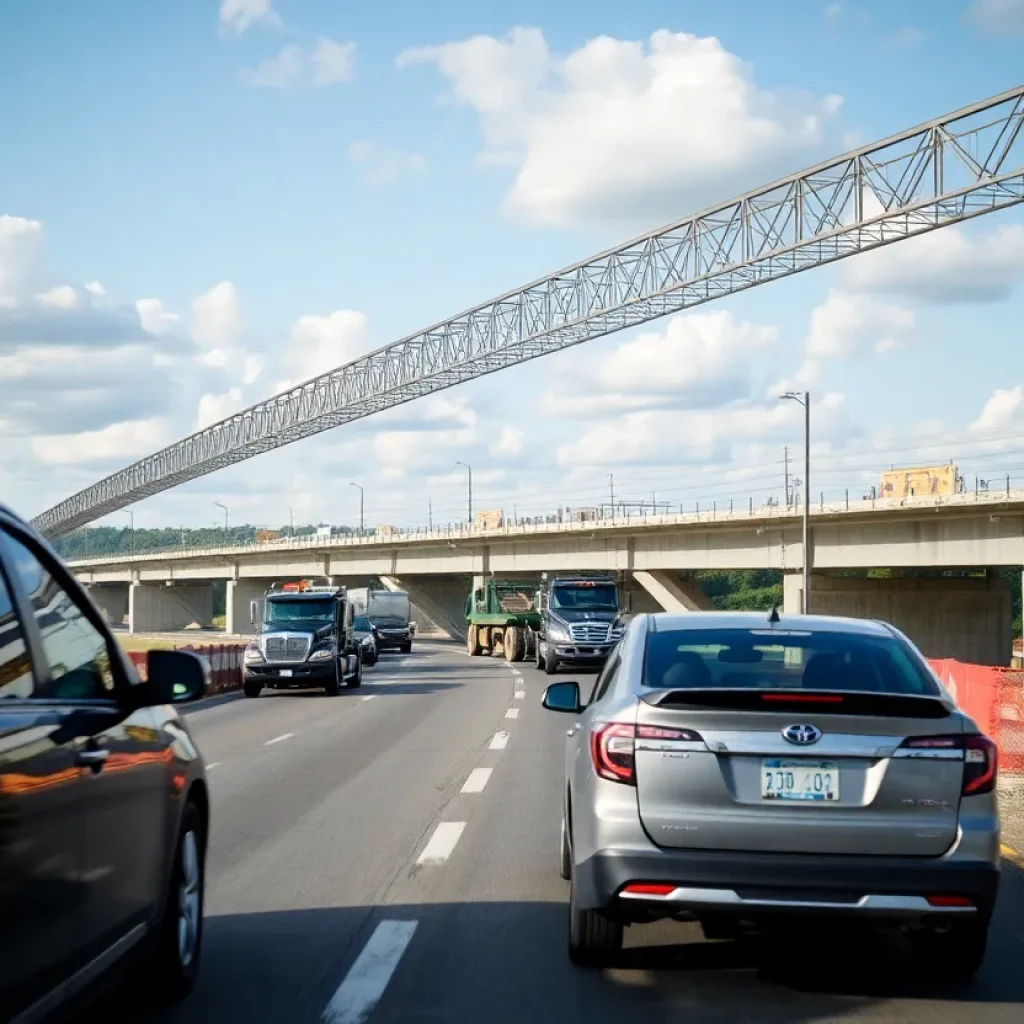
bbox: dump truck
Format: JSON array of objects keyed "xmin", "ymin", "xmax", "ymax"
[
  {"xmin": 348, "ymin": 586, "xmax": 414, "ymax": 652},
  {"xmin": 465, "ymin": 579, "xmax": 542, "ymax": 662}
]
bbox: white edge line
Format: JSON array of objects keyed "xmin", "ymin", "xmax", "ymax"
[
  {"xmin": 206, "ymin": 761, "xmax": 221, "ymax": 770},
  {"xmin": 505, "ymin": 707, "xmax": 520, "ymax": 719},
  {"xmin": 362, "ymin": 695, "xmax": 376, "ymax": 701},
  {"xmin": 416, "ymin": 821, "xmax": 467, "ymax": 864},
  {"xmin": 489, "ymin": 730, "xmax": 509, "ymax": 750},
  {"xmin": 322, "ymin": 919, "xmax": 418, "ymax": 1024},
  {"xmin": 264, "ymin": 732, "xmax": 294, "ymax": 746},
  {"xmin": 461, "ymin": 767, "xmax": 493, "ymax": 794}
]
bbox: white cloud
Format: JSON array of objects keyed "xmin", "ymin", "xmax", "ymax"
[
  {"xmin": 825, "ymin": 2, "xmax": 843, "ymax": 21},
  {"xmin": 968, "ymin": 0, "xmax": 1024, "ymax": 35},
  {"xmin": 491, "ymin": 426, "xmax": 524, "ymax": 457},
  {"xmin": 422, "ymin": 395, "xmax": 477, "ymax": 427},
  {"xmin": 196, "ymin": 388, "xmax": 245, "ymax": 431},
  {"xmin": 191, "ymin": 281, "xmax": 243, "ymax": 350},
  {"xmin": 279, "ymin": 309, "xmax": 369, "ymax": 389},
  {"xmin": 348, "ymin": 141, "xmax": 426, "ymax": 186},
  {"xmin": 136, "ymin": 298, "xmax": 180, "ymax": 336},
  {"xmin": 547, "ymin": 310, "xmax": 777, "ymax": 416},
  {"xmin": 373, "ymin": 426, "xmax": 475, "ymax": 478},
  {"xmin": 32, "ymin": 417, "xmax": 173, "ymax": 466},
  {"xmin": 0, "ymin": 215, "xmax": 43, "ymax": 300},
  {"xmin": 843, "ymin": 224, "xmax": 1024, "ymax": 303},
  {"xmin": 972, "ymin": 384, "xmax": 1024, "ymax": 431},
  {"xmin": 398, "ymin": 27, "xmax": 843, "ymax": 228},
  {"xmin": 85, "ymin": 281, "xmax": 105, "ymax": 297},
  {"xmin": 36, "ymin": 285, "xmax": 78, "ymax": 309},
  {"xmin": 219, "ymin": 0, "xmax": 280, "ymax": 34},
  {"xmin": 241, "ymin": 38, "xmax": 356, "ymax": 88},
  {"xmin": 804, "ymin": 290, "xmax": 913, "ymax": 360}
]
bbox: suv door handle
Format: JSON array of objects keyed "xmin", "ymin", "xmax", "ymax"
[{"xmin": 76, "ymin": 748, "xmax": 110, "ymax": 770}]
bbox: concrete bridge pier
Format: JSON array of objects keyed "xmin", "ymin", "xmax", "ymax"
[
  {"xmin": 129, "ymin": 582, "xmax": 214, "ymax": 634},
  {"xmin": 84, "ymin": 583, "xmax": 129, "ymax": 626},
  {"xmin": 226, "ymin": 578, "xmax": 269, "ymax": 636},
  {"xmin": 632, "ymin": 571, "xmax": 715, "ymax": 613},
  {"xmin": 382, "ymin": 575, "xmax": 470, "ymax": 642}
]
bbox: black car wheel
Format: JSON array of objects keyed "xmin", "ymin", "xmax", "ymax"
[
  {"xmin": 567, "ymin": 867, "xmax": 622, "ymax": 967},
  {"xmin": 912, "ymin": 921, "xmax": 989, "ymax": 979},
  {"xmin": 147, "ymin": 801, "xmax": 205, "ymax": 1002},
  {"xmin": 346, "ymin": 654, "xmax": 363, "ymax": 688}
]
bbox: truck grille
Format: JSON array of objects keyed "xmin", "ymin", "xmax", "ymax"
[
  {"xmin": 569, "ymin": 622, "xmax": 614, "ymax": 644},
  {"xmin": 264, "ymin": 635, "xmax": 311, "ymax": 662}
]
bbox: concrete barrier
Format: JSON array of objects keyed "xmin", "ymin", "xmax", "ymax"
[{"xmin": 127, "ymin": 643, "xmax": 246, "ymax": 696}]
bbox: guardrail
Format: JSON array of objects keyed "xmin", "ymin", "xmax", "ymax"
[{"xmin": 127, "ymin": 643, "xmax": 245, "ymax": 696}]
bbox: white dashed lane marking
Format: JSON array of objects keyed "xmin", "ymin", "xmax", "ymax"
[
  {"xmin": 322, "ymin": 919, "xmax": 418, "ymax": 1024},
  {"xmin": 505, "ymin": 708, "xmax": 520, "ymax": 719},
  {"xmin": 206, "ymin": 762, "xmax": 221, "ymax": 770},
  {"xmin": 264, "ymin": 732, "xmax": 294, "ymax": 746},
  {"xmin": 461, "ymin": 767, "xmax": 493, "ymax": 794},
  {"xmin": 362, "ymin": 695, "xmax": 376, "ymax": 702},
  {"xmin": 416, "ymin": 822, "xmax": 466, "ymax": 864},
  {"xmin": 489, "ymin": 731, "xmax": 509, "ymax": 750}
]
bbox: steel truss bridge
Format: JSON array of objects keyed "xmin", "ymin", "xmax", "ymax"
[{"xmin": 34, "ymin": 85, "xmax": 1024, "ymax": 537}]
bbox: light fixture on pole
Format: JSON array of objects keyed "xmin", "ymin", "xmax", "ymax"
[
  {"xmin": 350, "ymin": 482, "xmax": 365, "ymax": 532},
  {"xmin": 778, "ymin": 391, "xmax": 811, "ymax": 613},
  {"xmin": 455, "ymin": 461, "xmax": 473, "ymax": 524},
  {"xmin": 214, "ymin": 502, "xmax": 228, "ymax": 542}
]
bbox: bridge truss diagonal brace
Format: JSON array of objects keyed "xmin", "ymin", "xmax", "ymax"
[{"xmin": 34, "ymin": 86, "xmax": 1024, "ymax": 538}]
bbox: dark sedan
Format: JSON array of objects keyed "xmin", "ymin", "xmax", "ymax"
[{"xmin": 0, "ymin": 505, "xmax": 210, "ymax": 1021}]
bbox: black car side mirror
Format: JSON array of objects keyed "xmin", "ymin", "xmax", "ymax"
[
  {"xmin": 128, "ymin": 649, "xmax": 209, "ymax": 708},
  {"xmin": 542, "ymin": 681, "xmax": 582, "ymax": 714}
]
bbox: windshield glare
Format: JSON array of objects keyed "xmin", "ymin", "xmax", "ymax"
[
  {"xmin": 642, "ymin": 628, "xmax": 939, "ymax": 697},
  {"xmin": 353, "ymin": 616, "xmax": 372, "ymax": 631},
  {"xmin": 551, "ymin": 584, "xmax": 617, "ymax": 611},
  {"xmin": 265, "ymin": 598, "xmax": 335, "ymax": 626}
]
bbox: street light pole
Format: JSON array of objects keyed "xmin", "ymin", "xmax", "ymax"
[
  {"xmin": 127, "ymin": 510, "xmax": 134, "ymax": 557},
  {"xmin": 350, "ymin": 482, "xmax": 365, "ymax": 532},
  {"xmin": 456, "ymin": 461, "xmax": 473, "ymax": 524},
  {"xmin": 214, "ymin": 502, "xmax": 228, "ymax": 543},
  {"xmin": 779, "ymin": 391, "xmax": 811, "ymax": 613}
]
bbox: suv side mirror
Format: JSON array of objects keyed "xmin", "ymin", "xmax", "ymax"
[
  {"xmin": 250, "ymin": 599, "xmax": 258, "ymax": 626},
  {"xmin": 542, "ymin": 681, "xmax": 582, "ymax": 714},
  {"xmin": 128, "ymin": 649, "xmax": 208, "ymax": 708}
]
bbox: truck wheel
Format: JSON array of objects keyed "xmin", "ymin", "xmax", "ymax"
[
  {"xmin": 346, "ymin": 655, "xmax": 363, "ymax": 689},
  {"xmin": 400, "ymin": 641, "xmax": 412, "ymax": 654},
  {"xmin": 467, "ymin": 625, "xmax": 483, "ymax": 656},
  {"xmin": 504, "ymin": 626, "xmax": 525, "ymax": 662},
  {"xmin": 243, "ymin": 680, "xmax": 262, "ymax": 698},
  {"xmin": 534, "ymin": 638, "xmax": 545, "ymax": 670},
  {"xmin": 325, "ymin": 664, "xmax": 341, "ymax": 696},
  {"xmin": 544, "ymin": 648, "xmax": 559, "ymax": 675}
]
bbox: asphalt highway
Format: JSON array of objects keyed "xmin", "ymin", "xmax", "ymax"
[{"xmin": 91, "ymin": 641, "xmax": 1024, "ymax": 1024}]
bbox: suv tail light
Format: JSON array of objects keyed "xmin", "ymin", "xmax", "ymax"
[
  {"xmin": 898, "ymin": 734, "xmax": 998, "ymax": 796},
  {"xmin": 590, "ymin": 723, "xmax": 702, "ymax": 785}
]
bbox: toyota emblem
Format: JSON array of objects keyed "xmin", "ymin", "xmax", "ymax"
[{"xmin": 783, "ymin": 724, "xmax": 822, "ymax": 746}]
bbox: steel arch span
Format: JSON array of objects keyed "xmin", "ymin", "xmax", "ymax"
[{"xmin": 33, "ymin": 85, "xmax": 1024, "ymax": 537}]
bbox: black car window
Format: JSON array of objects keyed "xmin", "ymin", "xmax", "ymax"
[
  {"xmin": 0, "ymin": 531, "xmax": 115, "ymax": 701},
  {"xmin": 0, "ymin": 554, "xmax": 33, "ymax": 699},
  {"xmin": 642, "ymin": 627, "xmax": 940, "ymax": 697}
]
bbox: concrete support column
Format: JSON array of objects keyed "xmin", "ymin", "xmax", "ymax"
[
  {"xmin": 783, "ymin": 573, "xmax": 803, "ymax": 614},
  {"xmin": 129, "ymin": 582, "xmax": 214, "ymax": 634},
  {"xmin": 85, "ymin": 583, "xmax": 129, "ymax": 626},
  {"xmin": 226, "ymin": 579, "xmax": 268, "ymax": 636},
  {"xmin": 381, "ymin": 575, "xmax": 470, "ymax": 642},
  {"xmin": 632, "ymin": 570, "xmax": 716, "ymax": 613}
]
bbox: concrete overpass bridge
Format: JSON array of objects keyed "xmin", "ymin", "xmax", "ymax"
[{"xmin": 70, "ymin": 489, "xmax": 1024, "ymax": 665}]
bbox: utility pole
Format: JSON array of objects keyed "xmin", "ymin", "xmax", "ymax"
[
  {"xmin": 127, "ymin": 510, "xmax": 134, "ymax": 557},
  {"xmin": 784, "ymin": 445, "xmax": 790, "ymax": 508},
  {"xmin": 779, "ymin": 391, "xmax": 811, "ymax": 613},
  {"xmin": 289, "ymin": 508, "xmax": 294, "ymax": 536},
  {"xmin": 456, "ymin": 462, "xmax": 473, "ymax": 523},
  {"xmin": 350, "ymin": 482, "xmax": 365, "ymax": 532},
  {"xmin": 428, "ymin": 498, "xmax": 433, "ymax": 531},
  {"xmin": 214, "ymin": 502, "xmax": 228, "ymax": 543},
  {"xmin": 608, "ymin": 473, "xmax": 615, "ymax": 516}
]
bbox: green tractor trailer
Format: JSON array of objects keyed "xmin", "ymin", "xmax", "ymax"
[{"xmin": 465, "ymin": 579, "xmax": 541, "ymax": 662}]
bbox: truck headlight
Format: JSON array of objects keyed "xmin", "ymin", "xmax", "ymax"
[
  {"xmin": 308, "ymin": 647, "xmax": 334, "ymax": 662},
  {"xmin": 244, "ymin": 644, "xmax": 263, "ymax": 664},
  {"xmin": 548, "ymin": 624, "xmax": 570, "ymax": 643}
]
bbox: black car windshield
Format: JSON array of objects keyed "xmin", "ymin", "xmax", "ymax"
[
  {"xmin": 265, "ymin": 598, "xmax": 335, "ymax": 627},
  {"xmin": 353, "ymin": 616, "xmax": 373, "ymax": 631},
  {"xmin": 550, "ymin": 584, "xmax": 617, "ymax": 611},
  {"xmin": 643, "ymin": 628, "xmax": 940, "ymax": 697}
]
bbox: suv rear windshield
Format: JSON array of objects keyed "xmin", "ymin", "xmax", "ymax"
[{"xmin": 643, "ymin": 628, "xmax": 940, "ymax": 697}]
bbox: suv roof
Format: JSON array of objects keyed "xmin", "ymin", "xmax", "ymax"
[{"xmin": 645, "ymin": 611, "xmax": 897, "ymax": 638}]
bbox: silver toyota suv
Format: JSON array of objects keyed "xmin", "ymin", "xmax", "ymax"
[{"xmin": 543, "ymin": 611, "xmax": 1000, "ymax": 974}]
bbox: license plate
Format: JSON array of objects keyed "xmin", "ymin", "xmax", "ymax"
[
  {"xmin": 279, "ymin": 669, "xmax": 293, "ymax": 678},
  {"xmin": 761, "ymin": 759, "xmax": 839, "ymax": 801}
]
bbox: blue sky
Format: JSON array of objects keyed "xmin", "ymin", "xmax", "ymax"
[{"xmin": 0, "ymin": 0, "xmax": 1023, "ymax": 530}]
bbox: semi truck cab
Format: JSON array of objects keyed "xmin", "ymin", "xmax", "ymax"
[
  {"xmin": 534, "ymin": 575, "xmax": 624, "ymax": 675},
  {"xmin": 242, "ymin": 578, "xmax": 363, "ymax": 696}
]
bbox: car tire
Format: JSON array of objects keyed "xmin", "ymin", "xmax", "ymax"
[
  {"xmin": 365, "ymin": 650, "xmax": 376, "ymax": 667},
  {"xmin": 400, "ymin": 642, "xmax": 412, "ymax": 654},
  {"xmin": 567, "ymin": 867, "xmax": 622, "ymax": 967},
  {"xmin": 912, "ymin": 921, "xmax": 989, "ymax": 979},
  {"xmin": 346, "ymin": 654, "xmax": 363, "ymax": 688},
  {"xmin": 243, "ymin": 681, "xmax": 262, "ymax": 698},
  {"xmin": 147, "ymin": 800, "xmax": 205, "ymax": 1003},
  {"xmin": 534, "ymin": 638, "xmax": 545, "ymax": 670},
  {"xmin": 325, "ymin": 663, "xmax": 342, "ymax": 696},
  {"xmin": 544, "ymin": 648, "xmax": 559, "ymax": 675},
  {"xmin": 559, "ymin": 817, "xmax": 571, "ymax": 881}
]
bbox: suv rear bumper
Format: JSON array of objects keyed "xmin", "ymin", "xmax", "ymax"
[{"xmin": 575, "ymin": 848, "xmax": 999, "ymax": 924}]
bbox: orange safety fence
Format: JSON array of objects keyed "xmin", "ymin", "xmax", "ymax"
[
  {"xmin": 928, "ymin": 659, "xmax": 1024, "ymax": 774},
  {"xmin": 127, "ymin": 643, "xmax": 246, "ymax": 696}
]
